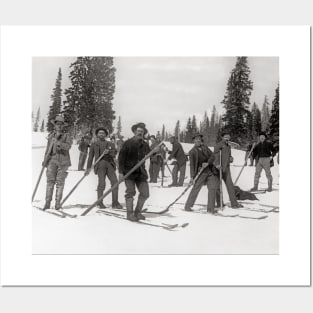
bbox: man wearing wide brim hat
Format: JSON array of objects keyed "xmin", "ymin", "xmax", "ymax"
[
  {"xmin": 42, "ymin": 115, "xmax": 73, "ymax": 210},
  {"xmin": 250, "ymin": 132, "xmax": 276, "ymax": 192},
  {"xmin": 85, "ymin": 127, "xmax": 123, "ymax": 209},
  {"xmin": 167, "ymin": 136, "xmax": 188, "ymax": 187},
  {"xmin": 118, "ymin": 122, "xmax": 151, "ymax": 221},
  {"xmin": 185, "ymin": 133, "xmax": 219, "ymax": 212}
]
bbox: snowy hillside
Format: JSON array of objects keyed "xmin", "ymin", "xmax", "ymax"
[{"xmin": 32, "ymin": 132, "xmax": 279, "ymax": 254}]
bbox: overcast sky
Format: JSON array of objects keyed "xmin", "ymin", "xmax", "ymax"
[{"xmin": 32, "ymin": 56, "xmax": 279, "ymax": 137}]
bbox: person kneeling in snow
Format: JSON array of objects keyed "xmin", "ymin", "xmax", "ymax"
[
  {"xmin": 184, "ymin": 133, "xmax": 220, "ymax": 213},
  {"xmin": 118, "ymin": 123, "xmax": 151, "ymax": 222},
  {"xmin": 85, "ymin": 128, "xmax": 123, "ymax": 210},
  {"xmin": 42, "ymin": 115, "xmax": 72, "ymax": 210}
]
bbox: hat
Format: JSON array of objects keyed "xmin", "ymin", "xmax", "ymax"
[
  {"xmin": 51, "ymin": 115, "xmax": 67, "ymax": 126},
  {"xmin": 259, "ymin": 132, "xmax": 267, "ymax": 137},
  {"xmin": 168, "ymin": 135, "xmax": 176, "ymax": 140},
  {"xmin": 149, "ymin": 135, "xmax": 156, "ymax": 140},
  {"xmin": 221, "ymin": 131, "xmax": 230, "ymax": 137},
  {"xmin": 95, "ymin": 127, "xmax": 109, "ymax": 136},
  {"xmin": 192, "ymin": 133, "xmax": 204, "ymax": 140},
  {"xmin": 131, "ymin": 122, "xmax": 148, "ymax": 135}
]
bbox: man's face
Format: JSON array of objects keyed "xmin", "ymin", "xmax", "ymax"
[
  {"xmin": 259, "ymin": 135, "xmax": 266, "ymax": 143},
  {"xmin": 222, "ymin": 134, "xmax": 231, "ymax": 143},
  {"xmin": 97, "ymin": 130, "xmax": 107, "ymax": 140},
  {"xmin": 135, "ymin": 127, "xmax": 145, "ymax": 139},
  {"xmin": 169, "ymin": 137, "xmax": 175, "ymax": 144},
  {"xmin": 55, "ymin": 122, "xmax": 64, "ymax": 132},
  {"xmin": 194, "ymin": 136, "xmax": 202, "ymax": 146},
  {"xmin": 150, "ymin": 137, "xmax": 156, "ymax": 144}
]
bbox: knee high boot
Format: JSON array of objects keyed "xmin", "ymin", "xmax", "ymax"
[
  {"xmin": 97, "ymin": 189, "xmax": 106, "ymax": 208},
  {"xmin": 134, "ymin": 196, "xmax": 146, "ymax": 220},
  {"xmin": 43, "ymin": 184, "xmax": 54, "ymax": 210},
  {"xmin": 126, "ymin": 198, "xmax": 138, "ymax": 222},
  {"xmin": 55, "ymin": 184, "xmax": 64, "ymax": 210}
]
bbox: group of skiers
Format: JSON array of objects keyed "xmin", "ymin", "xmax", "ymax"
[{"xmin": 40, "ymin": 115, "xmax": 277, "ymax": 221}]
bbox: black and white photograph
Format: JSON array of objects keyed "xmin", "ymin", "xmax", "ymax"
[{"xmin": 31, "ymin": 56, "xmax": 280, "ymax": 254}]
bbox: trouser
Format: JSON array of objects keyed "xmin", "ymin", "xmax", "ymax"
[
  {"xmin": 172, "ymin": 163, "xmax": 186, "ymax": 185},
  {"xmin": 254, "ymin": 157, "xmax": 273, "ymax": 187},
  {"xmin": 216, "ymin": 167, "xmax": 239, "ymax": 207},
  {"xmin": 78, "ymin": 152, "xmax": 87, "ymax": 170},
  {"xmin": 185, "ymin": 170, "xmax": 219, "ymax": 211},
  {"xmin": 149, "ymin": 161, "xmax": 160, "ymax": 182},
  {"xmin": 125, "ymin": 177, "xmax": 149, "ymax": 214},
  {"xmin": 46, "ymin": 162, "xmax": 69, "ymax": 204},
  {"xmin": 97, "ymin": 160, "xmax": 119, "ymax": 204}
]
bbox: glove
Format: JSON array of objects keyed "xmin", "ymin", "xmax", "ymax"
[
  {"xmin": 229, "ymin": 156, "xmax": 234, "ymax": 163},
  {"xmin": 189, "ymin": 178, "xmax": 194, "ymax": 185},
  {"xmin": 85, "ymin": 168, "xmax": 91, "ymax": 176}
]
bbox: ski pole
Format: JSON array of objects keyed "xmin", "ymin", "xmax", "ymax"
[
  {"xmin": 149, "ymin": 166, "xmax": 206, "ymax": 215},
  {"xmin": 219, "ymin": 150, "xmax": 223, "ymax": 212},
  {"xmin": 61, "ymin": 148, "xmax": 112, "ymax": 207},
  {"xmin": 81, "ymin": 141, "xmax": 165, "ymax": 216},
  {"xmin": 234, "ymin": 142, "xmax": 255, "ymax": 185},
  {"xmin": 31, "ymin": 139, "xmax": 54, "ymax": 202}
]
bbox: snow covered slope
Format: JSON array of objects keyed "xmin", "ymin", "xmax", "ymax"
[{"xmin": 32, "ymin": 132, "xmax": 279, "ymax": 254}]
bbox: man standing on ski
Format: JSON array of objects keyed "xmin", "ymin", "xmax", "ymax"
[
  {"xmin": 42, "ymin": 115, "xmax": 72, "ymax": 210},
  {"xmin": 85, "ymin": 128, "xmax": 123, "ymax": 209},
  {"xmin": 148, "ymin": 135, "xmax": 160, "ymax": 183},
  {"xmin": 118, "ymin": 123, "xmax": 151, "ymax": 221},
  {"xmin": 184, "ymin": 133, "xmax": 220, "ymax": 213},
  {"xmin": 214, "ymin": 132, "xmax": 243, "ymax": 209},
  {"xmin": 250, "ymin": 132, "xmax": 276, "ymax": 192},
  {"xmin": 78, "ymin": 135, "xmax": 90, "ymax": 171},
  {"xmin": 167, "ymin": 136, "xmax": 188, "ymax": 187}
]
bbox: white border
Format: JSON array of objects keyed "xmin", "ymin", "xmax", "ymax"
[{"xmin": 0, "ymin": 26, "xmax": 310, "ymax": 286}]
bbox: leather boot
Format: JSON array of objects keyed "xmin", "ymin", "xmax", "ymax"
[
  {"xmin": 55, "ymin": 184, "xmax": 64, "ymax": 210},
  {"xmin": 266, "ymin": 178, "xmax": 273, "ymax": 192},
  {"xmin": 250, "ymin": 183, "xmax": 258, "ymax": 192},
  {"xmin": 126, "ymin": 198, "xmax": 138, "ymax": 222},
  {"xmin": 134, "ymin": 197, "xmax": 146, "ymax": 220},
  {"xmin": 43, "ymin": 184, "xmax": 54, "ymax": 210},
  {"xmin": 97, "ymin": 189, "xmax": 106, "ymax": 208}
]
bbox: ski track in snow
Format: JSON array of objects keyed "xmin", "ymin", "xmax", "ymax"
[{"xmin": 32, "ymin": 133, "xmax": 279, "ymax": 254}]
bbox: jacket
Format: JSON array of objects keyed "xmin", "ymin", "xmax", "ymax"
[
  {"xmin": 189, "ymin": 145, "xmax": 217, "ymax": 178},
  {"xmin": 87, "ymin": 139, "xmax": 117, "ymax": 174},
  {"xmin": 118, "ymin": 137, "xmax": 151, "ymax": 179},
  {"xmin": 78, "ymin": 140, "xmax": 90, "ymax": 153},
  {"xmin": 168, "ymin": 142, "xmax": 188, "ymax": 166},
  {"xmin": 252, "ymin": 141, "xmax": 276, "ymax": 159},
  {"xmin": 44, "ymin": 131, "xmax": 72, "ymax": 167},
  {"xmin": 213, "ymin": 141, "xmax": 232, "ymax": 172}
]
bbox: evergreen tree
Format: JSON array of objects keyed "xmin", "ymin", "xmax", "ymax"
[
  {"xmin": 221, "ymin": 57, "xmax": 253, "ymax": 143},
  {"xmin": 191, "ymin": 115, "xmax": 198, "ymax": 137},
  {"xmin": 40, "ymin": 119, "xmax": 45, "ymax": 132},
  {"xmin": 161, "ymin": 124, "xmax": 165, "ymax": 140},
  {"xmin": 33, "ymin": 107, "xmax": 40, "ymax": 132},
  {"xmin": 63, "ymin": 57, "xmax": 116, "ymax": 135},
  {"xmin": 47, "ymin": 68, "xmax": 62, "ymax": 132},
  {"xmin": 268, "ymin": 85, "xmax": 279, "ymax": 151},
  {"xmin": 184, "ymin": 117, "xmax": 193, "ymax": 143},
  {"xmin": 32, "ymin": 111, "xmax": 34, "ymax": 130},
  {"xmin": 261, "ymin": 95, "xmax": 271, "ymax": 131},
  {"xmin": 251, "ymin": 102, "xmax": 262, "ymax": 139},
  {"xmin": 165, "ymin": 131, "xmax": 169, "ymax": 141},
  {"xmin": 174, "ymin": 120, "xmax": 180, "ymax": 141},
  {"xmin": 116, "ymin": 116, "xmax": 122, "ymax": 139}
]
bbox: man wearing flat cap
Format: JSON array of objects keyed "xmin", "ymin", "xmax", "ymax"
[
  {"xmin": 185, "ymin": 133, "xmax": 219, "ymax": 213},
  {"xmin": 85, "ymin": 127, "xmax": 122, "ymax": 209},
  {"xmin": 118, "ymin": 122, "xmax": 151, "ymax": 221},
  {"xmin": 250, "ymin": 132, "xmax": 276, "ymax": 192},
  {"xmin": 167, "ymin": 136, "xmax": 188, "ymax": 187},
  {"xmin": 42, "ymin": 115, "xmax": 73, "ymax": 210}
]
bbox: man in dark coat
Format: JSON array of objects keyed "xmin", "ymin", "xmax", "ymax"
[
  {"xmin": 214, "ymin": 132, "xmax": 243, "ymax": 209},
  {"xmin": 78, "ymin": 135, "xmax": 90, "ymax": 171},
  {"xmin": 42, "ymin": 115, "xmax": 73, "ymax": 210},
  {"xmin": 85, "ymin": 128, "xmax": 122, "ymax": 209},
  {"xmin": 250, "ymin": 132, "xmax": 276, "ymax": 192},
  {"xmin": 185, "ymin": 133, "xmax": 220, "ymax": 213},
  {"xmin": 167, "ymin": 136, "xmax": 188, "ymax": 187},
  {"xmin": 118, "ymin": 122, "xmax": 151, "ymax": 221},
  {"xmin": 148, "ymin": 135, "xmax": 160, "ymax": 183}
]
